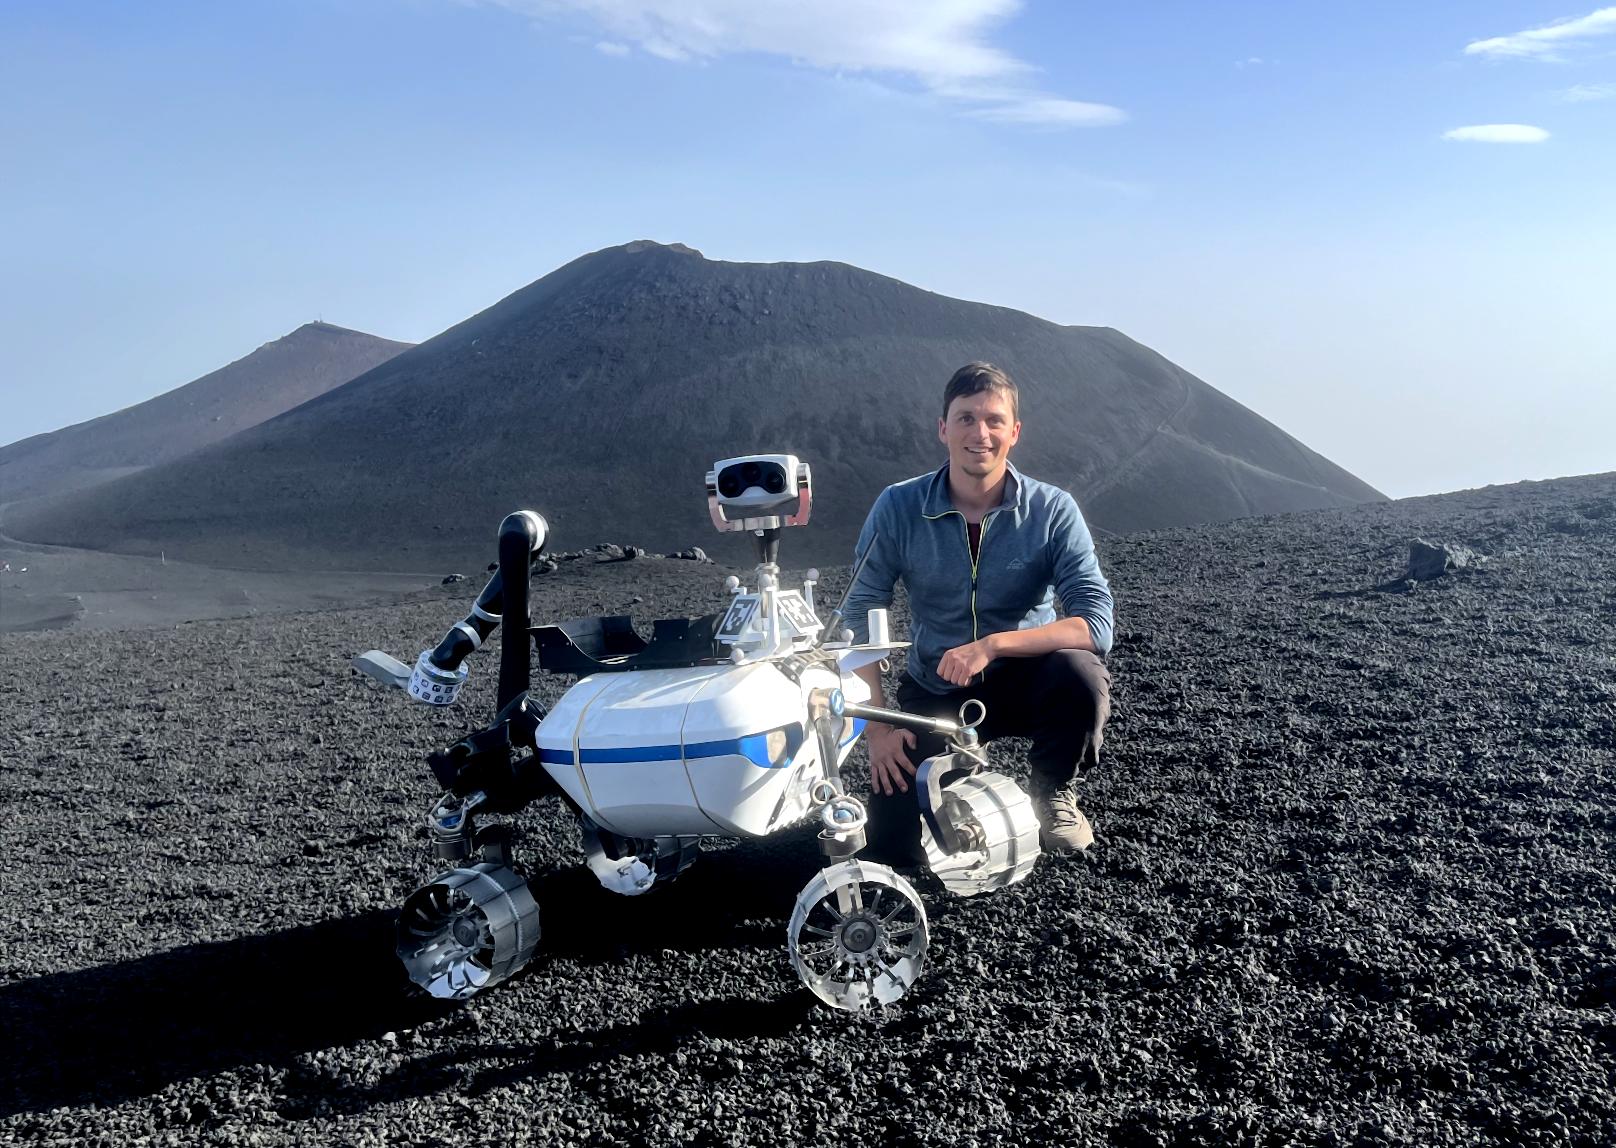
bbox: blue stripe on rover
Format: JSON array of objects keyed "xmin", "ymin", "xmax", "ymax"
[{"xmin": 538, "ymin": 719, "xmax": 864, "ymax": 770}]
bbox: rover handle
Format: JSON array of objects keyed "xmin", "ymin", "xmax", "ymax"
[{"xmin": 820, "ymin": 690, "xmax": 968, "ymax": 737}]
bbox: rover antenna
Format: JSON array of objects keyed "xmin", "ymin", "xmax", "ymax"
[{"xmin": 816, "ymin": 531, "xmax": 880, "ymax": 647}]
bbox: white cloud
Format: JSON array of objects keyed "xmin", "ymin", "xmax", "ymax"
[
  {"xmin": 966, "ymin": 97, "xmax": 1126, "ymax": 126},
  {"xmin": 1559, "ymin": 80, "xmax": 1616, "ymax": 100},
  {"xmin": 1464, "ymin": 5, "xmax": 1616, "ymax": 60},
  {"xmin": 595, "ymin": 39, "xmax": 630, "ymax": 56},
  {"xmin": 492, "ymin": 0, "xmax": 1125, "ymax": 127},
  {"xmin": 1442, "ymin": 123, "xmax": 1550, "ymax": 143},
  {"xmin": 1235, "ymin": 56, "xmax": 1263, "ymax": 69}
]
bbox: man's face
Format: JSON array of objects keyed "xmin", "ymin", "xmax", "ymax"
[{"xmin": 938, "ymin": 389, "xmax": 1021, "ymax": 481}]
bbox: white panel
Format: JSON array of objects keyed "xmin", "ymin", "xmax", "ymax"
[
  {"xmin": 684, "ymin": 662, "xmax": 826, "ymax": 836},
  {"xmin": 535, "ymin": 674, "xmax": 612, "ymax": 817},
  {"xmin": 834, "ymin": 643, "xmax": 908, "ymax": 674},
  {"xmin": 535, "ymin": 656, "xmax": 871, "ymax": 841},
  {"xmin": 577, "ymin": 667, "xmax": 727, "ymax": 837}
]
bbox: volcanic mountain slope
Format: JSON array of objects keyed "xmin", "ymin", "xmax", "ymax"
[
  {"xmin": 0, "ymin": 322, "xmax": 412, "ymax": 504},
  {"xmin": 2, "ymin": 472, "xmax": 1612, "ymax": 1145},
  {"xmin": 3, "ymin": 242, "xmax": 1382, "ymax": 570}
]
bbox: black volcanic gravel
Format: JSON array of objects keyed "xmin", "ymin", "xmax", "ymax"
[{"xmin": 2, "ymin": 474, "xmax": 1614, "ymax": 1146}]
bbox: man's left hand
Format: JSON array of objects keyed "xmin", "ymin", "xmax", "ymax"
[{"xmin": 936, "ymin": 637, "xmax": 996, "ymax": 687}]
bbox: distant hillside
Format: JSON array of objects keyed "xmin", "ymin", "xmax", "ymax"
[
  {"xmin": 0, "ymin": 322, "xmax": 412, "ymax": 503},
  {"xmin": 3, "ymin": 243, "xmax": 1383, "ymax": 570}
]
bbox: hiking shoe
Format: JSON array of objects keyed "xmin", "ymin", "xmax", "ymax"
[{"xmin": 1031, "ymin": 786, "xmax": 1095, "ymax": 853}]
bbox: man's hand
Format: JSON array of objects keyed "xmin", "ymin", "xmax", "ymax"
[
  {"xmin": 866, "ymin": 722, "xmax": 918, "ymax": 795},
  {"xmin": 936, "ymin": 637, "xmax": 997, "ymax": 687}
]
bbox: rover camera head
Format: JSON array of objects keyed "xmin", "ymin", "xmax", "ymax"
[{"xmin": 706, "ymin": 454, "xmax": 812, "ymax": 532}]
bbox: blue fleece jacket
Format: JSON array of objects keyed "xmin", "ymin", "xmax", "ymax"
[{"xmin": 843, "ymin": 462, "xmax": 1114, "ymax": 695}]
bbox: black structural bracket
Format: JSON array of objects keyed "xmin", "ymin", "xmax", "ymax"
[
  {"xmin": 497, "ymin": 511, "xmax": 544, "ymax": 713},
  {"xmin": 752, "ymin": 525, "xmax": 783, "ymax": 567},
  {"xmin": 426, "ymin": 706, "xmax": 561, "ymax": 813},
  {"xmin": 420, "ymin": 509, "xmax": 562, "ymax": 810}
]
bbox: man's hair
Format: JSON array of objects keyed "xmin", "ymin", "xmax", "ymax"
[{"xmin": 942, "ymin": 362, "xmax": 1019, "ymax": 422}]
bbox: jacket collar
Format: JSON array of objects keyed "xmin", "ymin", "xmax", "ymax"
[{"xmin": 921, "ymin": 460, "xmax": 1024, "ymax": 519}]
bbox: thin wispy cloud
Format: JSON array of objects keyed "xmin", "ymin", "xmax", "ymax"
[
  {"xmin": 1442, "ymin": 124, "xmax": 1550, "ymax": 143},
  {"xmin": 595, "ymin": 40, "xmax": 631, "ymax": 56},
  {"xmin": 490, "ymin": 0, "xmax": 1126, "ymax": 127},
  {"xmin": 966, "ymin": 97, "xmax": 1125, "ymax": 127},
  {"xmin": 1464, "ymin": 6, "xmax": 1616, "ymax": 60},
  {"xmin": 1235, "ymin": 56, "xmax": 1263, "ymax": 69},
  {"xmin": 1558, "ymin": 80, "xmax": 1616, "ymax": 100}
]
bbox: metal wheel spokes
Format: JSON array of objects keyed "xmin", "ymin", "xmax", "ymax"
[
  {"xmin": 581, "ymin": 815, "xmax": 700, "ymax": 896},
  {"xmin": 920, "ymin": 770, "xmax": 1041, "ymax": 898},
  {"xmin": 788, "ymin": 860, "xmax": 929, "ymax": 1012},
  {"xmin": 397, "ymin": 862, "xmax": 540, "ymax": 1000}
]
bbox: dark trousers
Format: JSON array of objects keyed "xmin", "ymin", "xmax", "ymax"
[{"xmin": 865, "ymin": 649, "xmax": 1111, "ymax": 861}]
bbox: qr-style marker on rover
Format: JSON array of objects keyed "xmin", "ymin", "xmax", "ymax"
[{"xmin": 355, "ymin": 454, "xmax": 1042, "ymax": 1012}]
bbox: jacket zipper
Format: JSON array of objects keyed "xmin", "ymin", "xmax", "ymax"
[
  {"xmin": 968, "ymin": 512, "xmax": 996, "ymax": 643},
  {"xmin": 931, "ymin": 509, "xmax": 997, "ymax": 643},
  {"xmin": 921, "ymin": 500, "xmax": 999, "ymax": 672}
]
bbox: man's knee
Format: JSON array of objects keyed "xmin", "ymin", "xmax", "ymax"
[{"xmin": 1037, "ymin": 649, "xmax": 1110, "ymax": 722}]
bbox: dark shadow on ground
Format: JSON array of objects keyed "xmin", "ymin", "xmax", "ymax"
[
  {"xmin": 0, "ymin": 910, "xmax": 438, "ymax": 1118},
  {"xmin": 276, "ymin": 993, "xmax": 820, "ymax": 1121},
  {"xmin": 0, "ymin": 828, "xmax": 853, "ymax": 1118},
  {"xmin": 524, "ymin": 823, "xmax": 839, "ymax": 961}
]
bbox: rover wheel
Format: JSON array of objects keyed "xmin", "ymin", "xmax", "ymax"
[
  {"xmin": 788, "ymin": 860, "xmax": 928, "ymax": 1011},
  {"xmin": 397, "ymin": 862, "xmax": 540, "ymax": 1000},
  {"xmin": 921, "ymin": 770, "xmax": 1041, "ymax": 897}
]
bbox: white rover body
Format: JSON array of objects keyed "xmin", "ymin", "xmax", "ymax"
[{"xmin": 356, "ymin": 455, "xmax": 1042, "ymax": 1011}]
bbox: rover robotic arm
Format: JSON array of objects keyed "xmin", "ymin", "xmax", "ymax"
[{"xmin": 354, "ymin": 509, "xmax": 548, "ymax": 710}]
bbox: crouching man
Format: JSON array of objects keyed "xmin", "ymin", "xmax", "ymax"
[{"xmin": 844, "ymin": 362, "xmax": 1114, "ymax": 862}]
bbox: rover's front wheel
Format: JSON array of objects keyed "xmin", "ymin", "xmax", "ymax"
[{"xmin": 787, "ymin": 860, "xmax": 928, "ymax": 1011}]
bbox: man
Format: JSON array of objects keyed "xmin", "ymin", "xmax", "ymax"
[{"xmin": 843, "ymin": 362, "xmax": 1113, "ymax": 862}]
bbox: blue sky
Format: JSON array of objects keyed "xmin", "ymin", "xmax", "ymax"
[{"xmin": 2, "ymin": 1, "xmax": 1613, "ymax": 497}]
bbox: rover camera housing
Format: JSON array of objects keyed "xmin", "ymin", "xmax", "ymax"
[{"xmin": 706, "ymin": 454, "xmax": 812, "ymax": 532}]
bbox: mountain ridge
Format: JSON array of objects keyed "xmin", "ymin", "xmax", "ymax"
[
  {"xmin": 3, "ymin": 242, "xmax": 1383, "ymax": 569},
  {"xmin": 0, "ymin": 321, "xmax": 413, "ymax": 504}
]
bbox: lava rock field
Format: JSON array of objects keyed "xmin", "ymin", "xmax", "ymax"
[{"xmin": 2, "ymin": 474, "xmax": 1613, "ymax": 1146}]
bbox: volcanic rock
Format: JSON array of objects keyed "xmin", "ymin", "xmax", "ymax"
[
  {"xmin": 1, "ymin": 471, "xmax": 1613, "ymax": 1145},
  {"xmin": 1408, "ymin": 539, "xmax": 1476, "ymax": 581}
]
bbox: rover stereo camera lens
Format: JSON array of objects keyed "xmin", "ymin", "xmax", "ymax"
[{"xmin": 717, "ymin": 459, "xmax": 789, "ymax": 500}]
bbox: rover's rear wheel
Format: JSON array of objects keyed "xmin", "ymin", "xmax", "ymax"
[
  {"xmin": 396, "ymin": 862, "xmax": 540, "ymax": 1000},
  {"xmin": 788, "ymin": 860, "xmax": 928, "ymax": 1011}
]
